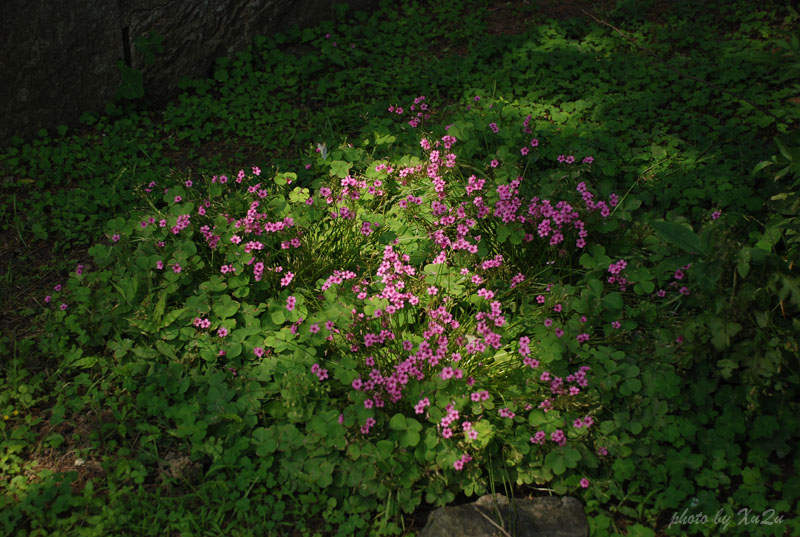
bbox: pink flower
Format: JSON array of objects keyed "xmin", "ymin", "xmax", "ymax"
[
  {"xmin": 580, "ymin": 478, "xmax": 590, "ymax": 488},
  {"xmin": 427, "ymin": 286, "xmax": 438, "ymax": 296},
  {"xmin": 530, "ymin": 431, "xmax": 546, "ymax": 444},
  {"xmin": 60, "ymin": 303, "xmax": 68, "ymax": 310},
  {"xmin": 520, "ymin": 147, "xmax": 529, "ymax": 156},
  {"xmin": 490, "ymin": 159, "xmax": 499, "ymax": 168},
  {"xmin": 111, "ymin": 234, "xmax": 120, "ymax": 242},
  {"xmin": 217, "ymin": 327, "xmax": 228, "ymax": 337},
  {"xmin": 286, "ymin": 295, "xmax": 296, "ymax": 311},
  {"xmin": 253, "ymin": 347, "xmax": 265, "ymax": 357}
]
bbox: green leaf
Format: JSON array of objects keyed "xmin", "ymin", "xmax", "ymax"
[
  {"xmin": 405, "ymin": 417, "xmax": 423, "ymax": 432},
  {"xmin": 271, "ymin": 309, "xmax": 286, "ymax": 326},
  {"xmin": 253, "ymin": 427, "xmax": 277, "ymax": 456},
  {"xmin": 155, "ymin": 340, "xmax": 177, "ymax": 360},
  {"xmin": 587, "ymin": 279, "xmax": 603, "ymax": 297},
  {"xmin": 389, "ymin": 413, "xmax": 407, "ymax": 430},
  {"xmin": 545, "ymin": 451, "xmax": 567, "ymax": 475},
  {"xmin": 330, "ymin": 160, "xmax": 352, "ymax": 178},
  {"xmin": 497, "ymin": 224, "xmax": 511, "ymax": 243},
  {"xmin": 400, "ymin": 429, "xmax": 420, "ymax": 448},
  {"xmin": 651, "ymin": 221, "xmax": 709, "ymax": 256},
  {"xmin": 161, "ymin": 308, "xmax": 185, "ymax": 329},
  {"xmin": 602, "ymin": 292, "xmax": 623, "ymax": 310},
  {"xmin": 69, "ymin": 355, "xmax": 98, "ymax": 369},
  {"xmin": 226, "ymin": 341, "xmax": 242, "ymax": 359},
  {"xmin": 376, "ymin": 440, "xmax": 394, "ymax": 460},
  {"xmin": 633, "ymin": 280, "xmax": 655, "ymax": 295}
]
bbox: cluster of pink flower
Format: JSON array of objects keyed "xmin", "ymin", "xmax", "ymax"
[
  {"xmin": 473, "ymin": 301, "xmax": 505, "ymax": 351},
  {"xmin": 363, "ymin": 329, "xmax": 396, "ymax": 348},
  {"xmin": 280, "ymin": 237, "xmax": 302, "ymax": 249},
  {"xmin": 523, "ymin": 114, "xmax": 533, "ymax": 134},
  {"xmin": 321, "ymin": 269, "xmax": 357, "ymax": 292},
  {"xmin": 280, "ymin": 272, "xmax": 294, "ymax": 287},
  {"xmin": 426, "ymin": 149, "xmax": 449, "ymax": 200},
  {"xmin": 518, "ymin": 335, "xmax": 532, "ymax": 357},
  {"xmin": 453, "ymin": 452, "xmax": 472, "ymax": 471},
  {"xmin": 510, "ymin": 272, "xmax": 525, "ymax": 289},
  {"xmin": 527, "ymin": 197, "xmax": 586, "ymax": 248},
  {"xmin": 530, "ymin": 431, "xmax": 547, "ymax": 444},
  {"xmin": 607, "ymin": 258, "xmax": 629, "ymax": 291},
  {"xmin": 389, "ymin": 95, "xmax": 430, "ymax": 128},
  {"xmin": 439, "ymin": 403, "xmax": 461, "ymax": 438},
  {"xmin": 576, "ymin": 182, "xmax": 615, "ymax": 218},
  {"xmin": 198, "ymin": 224, "xmax": 220, "ymax": 249},
  {"xmin": 657, "ymin": 262, "xmax": 693, "ymax": 297},
  {"xmin": 462, "ymin": 421, "xmax": 479, "ymax": 441},
  {"xmin": 253, "ymin": 261, "xmax": 264, "ymax": 282},
  {"xmin": 310, "ymin": 363, "xmax": 329, "ymax": 381},
  {"xmin": 439, "ymin": 366, "xmax": 464, "ymax": 380},
  {"xmin": 414, "ymin": 397, "xmax": 431, "ymax": 414},
  {"xmin": 398, "ymin": 164, "xmax": 424, "ymax": 181},
  {"xmin": 494, "ymin": 178, "xmax": 524, "ymax": 223},
  {"xmin": 498, "ymin": 407, "xmax": 515, "ymax": 419},
  {"xmin": 193, "ymin": 317, "xmax": 211, "ymax": 329},
  {"xmin": 171, "ymin": 214, "xmax": 191, "ymax": 235},
  {"xmin": 550, "ymin": 429, "xmax": 567, "ymax": 447},
  {"xmin": 360, "ymin": 417, "xmax": 377, "ymax": 435},
  {"xmin": 573, "ymin": 416, "xmax": 595, "ymax": 429},
  {"xmin": 360, "ymin": 221, "xmax": 379, "ymax": 236},
  {"xmin": 465, "ymin": 175, "xmax": 486, "ymax": 196},
  {"xmin": 470, "ymin": 389, "xmax": 491, "ymax": 402}
]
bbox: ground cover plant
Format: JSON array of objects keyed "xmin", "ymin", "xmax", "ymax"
[{"xmin": 1, "ymin": 0, "xmax": 799, "ymax": 535}]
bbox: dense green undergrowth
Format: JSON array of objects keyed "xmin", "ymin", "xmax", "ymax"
[{"xmin": 1, "ymin": 1, "xmax": 799, "ymax": 536}]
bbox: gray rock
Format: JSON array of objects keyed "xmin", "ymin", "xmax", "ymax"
[
  {"xmin": 0, "ymin": 0, "xmax": 378, "ymax": 144},
  {"xmin": 420, "ymin": 494, "xmax": 589, "ymax": 537}
]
